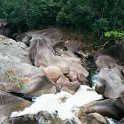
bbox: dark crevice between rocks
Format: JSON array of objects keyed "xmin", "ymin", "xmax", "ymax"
[
  {"xmin": 84, "ymin": 55, "xmax": 98, "ymax": 87},
  {"xmin": 6, "ymin": 91, "xmax": 37, "ymax": 102}
]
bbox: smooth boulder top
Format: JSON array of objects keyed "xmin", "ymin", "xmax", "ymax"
[
  {"xmin": 0, "ymin": 35, "xmax": 54, "ymax": 116},
  {"xmin": 96, "ymin": 67, "xmax": 124, "ymax": 99},
  {"xmin": 0, "ymin": 35, "xmax": 31, "ymax": 64}
]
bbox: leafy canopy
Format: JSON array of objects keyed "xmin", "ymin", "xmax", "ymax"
[{"xmin": 0, "ymin": 0, "xmax": 123, "ymax": 38}]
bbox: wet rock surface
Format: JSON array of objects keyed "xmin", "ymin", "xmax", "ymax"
[
  {"xmin": 0, "ymin": 28, "xmax": 124, "ymax": 123},
  {"xmin": 79, "ymin": 112, "xmax": 108, "ymax": 124},
  {"xmin": 95, "ymin": 65, "xmax": 124, "ymax": 99},
  {"xmin": 2, "ymin": 111, "xmax": 79, "ymax": 124},
  {"xmin": 79, "ymin": 99, "xmax": 124, "ymax": 120},
  {"xmin": 94, "ymin": 39, "xmax": 124, "ymax": 121}
]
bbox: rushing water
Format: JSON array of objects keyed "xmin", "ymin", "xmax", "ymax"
[
  {"xmin": 107, "ymin": 118, "xmax": 118, "ymax": 124},
  {"xmin": 11, "ymin": 72, "xmax": 118, "ymax": 124},
  {"xmin": 11, "ymin": 85, "xmax": 103, "ymax": 123}
]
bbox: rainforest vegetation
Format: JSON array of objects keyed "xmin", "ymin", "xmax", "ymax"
[{"xmin": 0, "ymin": 0, "xmax": 124, "ymax": 40}]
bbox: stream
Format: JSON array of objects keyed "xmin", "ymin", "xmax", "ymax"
[
  {"xmin": 10, "ymin": 71, "xmax": 118, "ymax": 124},
  {"xmin": 0, "ymin": 29, "xmax": 123, "ymax": 124},
  {"xmin": 11, "ymin": 85, "xmax": 102, "ymax": 122}
]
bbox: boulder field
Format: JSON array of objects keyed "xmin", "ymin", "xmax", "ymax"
[{"xmin": 0, "ymin": 28, "xmax": 124, "ymax": 123}]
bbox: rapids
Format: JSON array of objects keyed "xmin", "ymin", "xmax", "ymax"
[{"xmin": 11, "ymin": 85, "xmax": 103, "ymax": 123}]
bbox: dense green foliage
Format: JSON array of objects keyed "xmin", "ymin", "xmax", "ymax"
[
  {"xmin": 103, "ymin": 31, "xmax": 124, "ymax": 48},
  {"xmin": 104, "ymin": 31, "xmax": 124, "ymax": 38},
  {"xmin": 0, "ymin": 0, "xmax": 124, "ymax": 38}
]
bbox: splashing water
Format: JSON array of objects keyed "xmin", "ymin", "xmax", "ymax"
[
  {"xmin": 11, "ymin": 85, "xmax": 103, "ymax": 123},
  {"xmin": 107, "ymin": 118, "xmax": 118, "ymax": 124}
]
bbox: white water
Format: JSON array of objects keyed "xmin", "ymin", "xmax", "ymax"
[
  {"xmin": 107, "ymin": 118, "xmax": 118, "ymax": 124},
  {"xmin": 11, "ymin": 85, "xmax": 103, "ymax": 123},
  {"xmin": 91, "ymin": 72, "xmax": 98, "ymax": 86}
]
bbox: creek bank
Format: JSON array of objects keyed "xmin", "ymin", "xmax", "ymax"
[
  {"xmin": 10, "ymin": 85, "xmax": 102, "ymax": 124},
  {"xmin": 0, "ymin": 35, "xmax": 55, "ymax": 116},
  {"xmin": 88, "ymin": 39, "xmax": 124, "ymax": 120},
  {"xmin": 0, "ymin": 27, "xmax": 124, "ymax": 123}
]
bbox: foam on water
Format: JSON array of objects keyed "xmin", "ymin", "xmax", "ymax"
[
  {"xmin": 11, "ymin": 85, "xmax": 103, "ymax": 123},
  {"xmin": 107, "ymin": 118, "xmax": 118, "ymax": 124},
  {"xmin": 91, "ymin": 72, "xmax": 98, "ymax": 86}
]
